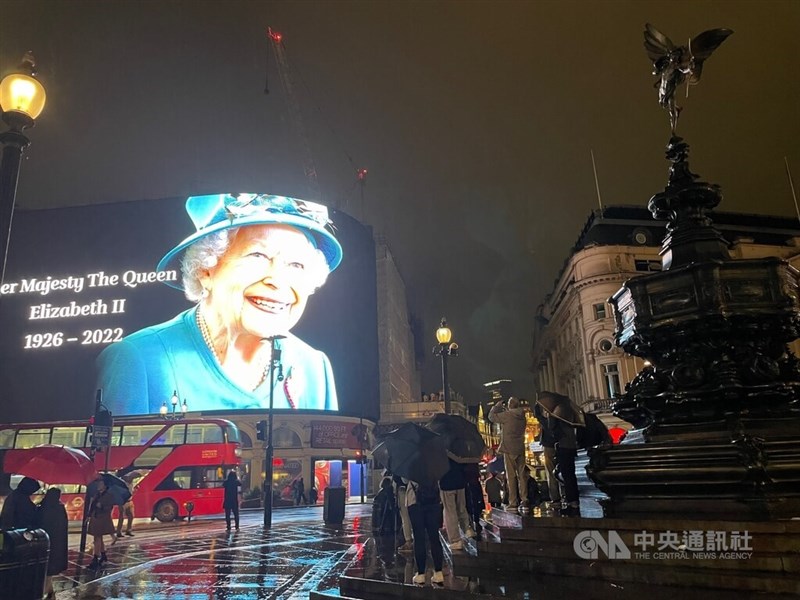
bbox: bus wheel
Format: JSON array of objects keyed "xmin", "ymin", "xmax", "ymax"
[{"xmin": 154, "ymin": 499, "xmax": 178, "ymax": 522}]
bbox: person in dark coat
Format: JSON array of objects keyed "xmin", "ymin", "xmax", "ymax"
[
  {"xmin": 308, "ymin": 487, "xmax": 318, "ymax": 505},
  {"xmin": 534, "ymin": 403, "xmax": 561, "ymax": 510},
  {"xmin": 0, "ymin": 476, "xmax": 40, "ymax": 529},
  {"xmin": 484, "ymin": 472, "xmax": 503, "ymax": 508},
  {"xmin": 38, "ymin": 488, "xmax": 68, "ymax": 600},
  {"xmin": 222, "ymin": 471, "xmax": 242, "ymax": 530},
  {"xmin": 293, "ymin": 477, "xmax": 306, "ymax": 505},
  {"xmin": 87, "ymin": 478, "xmax": 116, "ymax": 569},
  {"xmin": 463, "ymin": 463, "xmax": 485, "ymax": 539}
]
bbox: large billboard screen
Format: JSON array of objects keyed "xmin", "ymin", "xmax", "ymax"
[{"xmin": 0, "ymin": 194, "xmax": 380, "ymax": 422}]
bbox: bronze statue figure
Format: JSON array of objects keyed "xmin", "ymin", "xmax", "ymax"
[{"xmin": 644, "ymin": 23, "xmax": 733, "ymax": 135}]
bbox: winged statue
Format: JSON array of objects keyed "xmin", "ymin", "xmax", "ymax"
[{"xmin": 644, "ymin": 23, "xmax": 733, "ymax": 135}]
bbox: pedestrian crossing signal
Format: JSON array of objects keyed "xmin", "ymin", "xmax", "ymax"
[{"xmin": 256, "ymin": 420, "xmax": 267, "ymax": 441}]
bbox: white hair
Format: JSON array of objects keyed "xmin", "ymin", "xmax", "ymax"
[{"xmin": 181, "ymin": 227, "xmax": 330, "ymax": 302}]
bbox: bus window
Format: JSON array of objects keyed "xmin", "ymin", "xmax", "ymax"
[
  {"xmin": 224, "ymin": 424, "xmax": 241, "ymax": 444},
  {"xmin": 186, "ymin": 424, "xmax": 223, "ymax": 444},
  {"xmin": 15, "ymin": 428, "xmax": 51, "ymax": 448},
  {"xmin": 132, "ymin": 447, "xmax": 172, "ymax": 467},
  {"xmin": 51, "ymin": 427, "xmax": 88, "ymax": 448},
  {"xmin": 0, "ymin": 429, "xmax": 15, "ymax": 448},
  {"xmin": 153, "ymin": 424, "xmax": 186, "ymax": 446},
  {"xmin": 203, "ymin": 467, "xmax": 226, "ymax": 489},
  {"xmin": 120, "ymin": 425, "xmax": 166, "ymax": 446},
  {"xmin": 155, "ymin": 469, "xmax": 190, "ymax": 490},
  {"xmin": 110, "ymin": 426, "xmax": 123, "ymax": 446}
]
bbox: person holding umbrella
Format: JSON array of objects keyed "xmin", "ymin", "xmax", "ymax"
[
  {"xmin": 537, "ymin": 391, "xmax": 583, "ymax": 517},
  {"xmin": 86, "ymin": 477, "xmax": 116, "ymax": 569}
]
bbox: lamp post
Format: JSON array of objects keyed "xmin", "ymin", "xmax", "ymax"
[
  {"xmin": 160, "ymin": 391, "xmax": 188, "ymax": 420},
  {"xmin": 263, "ymin": 335, "xmax": 285, "ymax": 530},
  {"xmin": 433, "ymin": 318, "xmax": 459, "ymax": 414},
  {"xmin": 0, "ymin": 52, "xmax": 46, "ymax": 285}
]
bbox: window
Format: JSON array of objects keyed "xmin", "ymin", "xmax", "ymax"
[
  {"xmin": 186, "ymin": 423, "xmax": 223, "ymax": 444},
  {"xmin": 120, "ymin": 425, "xmax": 165, "ymax": 446},
  {"xmin": 156, "ymin": 466, "xmax": 226, "ymax": 490},
  {"xmin": 601, "ymin": 363, "xmax": 622, "ymax": 398},
  {"xmin": 15, "ymin": 428, "xmax": 51, "ymax": 448},
  {"xmin": 598, "ymin": 339, "xmax": 614, "ymax": 353},
  {"xmin": 52, "ymin": 427, "xmax": 87, "ymax": 447},
  {"xmin": 274, "ymin": 426, "xmax": 302, "ymax": 448},
  {"xmin": 593, "ymin": 303, "xmax": 607, "ymax": 320},
  {"xmin": 634, "ymin": 259, "xmax": 662, "ymax": 272},
  {"xmin": 0, "ymin": 429, "xmax": 16, "ymax": 448},
  {"xmin": 153, "ymin": 424, "xmax": 186, "ymax": 445}
]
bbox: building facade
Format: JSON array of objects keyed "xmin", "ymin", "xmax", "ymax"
[{"xmin": 531, "ymin": 206, "xmax": 800, "ymax": 426}]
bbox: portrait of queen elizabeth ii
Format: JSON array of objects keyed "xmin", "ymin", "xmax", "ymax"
[{"xmin": 96, "ymin": 193, "xmax": 343, "ymax": 415}]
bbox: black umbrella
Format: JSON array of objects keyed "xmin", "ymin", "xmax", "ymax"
[
  {"xmin": 426, "ymin": 413, "xmax": 486, "ymax": 462},
  {"xmin": 371, "ymin": 422, "xmax": 449, "ymax": 486},
  {"xmin": 536, "ymin": 391, "xmax": 585, "ymax": 426},
  {"xmin": 88, "ymin": 472, "xmax": 132, "ymax": 505}
]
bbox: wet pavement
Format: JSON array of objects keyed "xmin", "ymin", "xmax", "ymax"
[{"xmin": 54, "ymin": 498, "xmax": 604, "ymax": 599}]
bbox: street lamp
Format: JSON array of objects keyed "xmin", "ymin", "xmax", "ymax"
[
  {"xmin": 160, "ymin": 391, "xmax": 188, "ymax": 420},
  {"xmin": 263, "ymin": 335, "xmax": 285, "ymax": 530},
  {"xmin": 0, "ymin": 52, "xmax": 46, "ymax": 284},
  {"xmin": 433, "ymin": 317, "xmax": 459, "ymax": 414}
]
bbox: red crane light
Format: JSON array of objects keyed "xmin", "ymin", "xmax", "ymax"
[
  {"xmin": 357, "ymin": 168, "xmax": 368, "ymax": 181},
  {"xmin": 267, "ymin": 27, "xmax": 283, "ymax": 43}
]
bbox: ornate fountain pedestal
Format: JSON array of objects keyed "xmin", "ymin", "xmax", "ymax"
[{"xmin": 587, "ymin": 137, "xmax": 800, "ymax": 520}]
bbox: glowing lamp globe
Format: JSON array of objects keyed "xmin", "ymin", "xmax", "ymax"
[
  {"xmin": 0, "ymin": 72, "xmax": 46, "ymax": 120},
  {"xmin": 436, "ymin": 319, "xmax": 452, "ymax": 344}
]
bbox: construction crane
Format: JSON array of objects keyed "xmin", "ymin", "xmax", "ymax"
[{"xmin": 265, "ymin": 27, "xmax": 321, "ymax": 203}]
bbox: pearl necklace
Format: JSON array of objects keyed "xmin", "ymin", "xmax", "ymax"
[{"xmin": 196, "ymin": 309, "xmax": 269, "ymax": 391}]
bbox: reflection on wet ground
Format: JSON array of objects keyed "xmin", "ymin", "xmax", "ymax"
[
  {"xmin": 55, "ymin": 498, "xmax": 605, "ymax": 599},
  {"xmin": 56, "ymin": 507, "xmax": 376, "ymax": 599}
]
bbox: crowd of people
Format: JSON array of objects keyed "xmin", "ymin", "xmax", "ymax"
[{"xmin": 373, "ymin": 393, "xmax": 610, "ymax": 585}]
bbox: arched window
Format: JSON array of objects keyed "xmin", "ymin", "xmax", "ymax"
[
  {"xmin": 274, "ymin": 426, "xmax": 302, "ymax": 448},
  {"xmin": 239, "ymin": 431, "xmax": 253, "ymax": 448}
]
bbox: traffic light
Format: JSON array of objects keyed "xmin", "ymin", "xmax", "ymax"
[{"xmin": 256, "ymin": 420, "xmax": 267, "ymax": 441}]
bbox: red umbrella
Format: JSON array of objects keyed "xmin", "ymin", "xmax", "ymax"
[{"xmin": 3, "ymin": 445, "xmax": 99, "ymax": 485}]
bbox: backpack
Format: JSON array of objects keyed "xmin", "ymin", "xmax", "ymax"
[
  {"xmin": 412, "ymin": 482, "xmax": 440, "ymax": 506},
  {"xmin": 576, "ymin": 413, "xmax": 612, "ymax": 449}
]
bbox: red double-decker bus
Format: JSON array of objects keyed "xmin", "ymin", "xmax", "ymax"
[{"xmin": 0, "ymin": 417, "xmax": 241, "ymax": 522}]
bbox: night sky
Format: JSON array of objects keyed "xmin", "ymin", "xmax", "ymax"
[{"xmin": 2, "ymin": 1, "xmax": 798, "ymax": 403}]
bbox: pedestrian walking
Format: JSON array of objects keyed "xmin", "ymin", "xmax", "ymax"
[
  {"xmin": 406, "ymin": 479, "xmax": 445, "ymax": 585},
  {"xmin": 38, "ymin": 488, "xmax": 68, "ymax": 600},
  {"xmin": 87, "ymin": 478, "xmax": 116, "ymax": 569},
  {"xmin": 223, "ymin": 470, "xmax": 242, "ymax": 530},
  {"xmin": 114, "ymin": 479, "xmax": 135, "ymax": 540},
  {"xmin": 0, "ymin": 476, "xmax": 39, "ymax": 529},
  {"xmin": 488, "ymin": 396, "xmax": 529, "ymax": 510},
  {"xmin": 308, "ymin": 486, "xmax": 319, "ymax": 505}
]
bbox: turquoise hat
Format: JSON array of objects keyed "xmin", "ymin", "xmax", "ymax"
[{"xmin": 157, "ymin": 193, "xmax": 343, "ymax": 289}]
